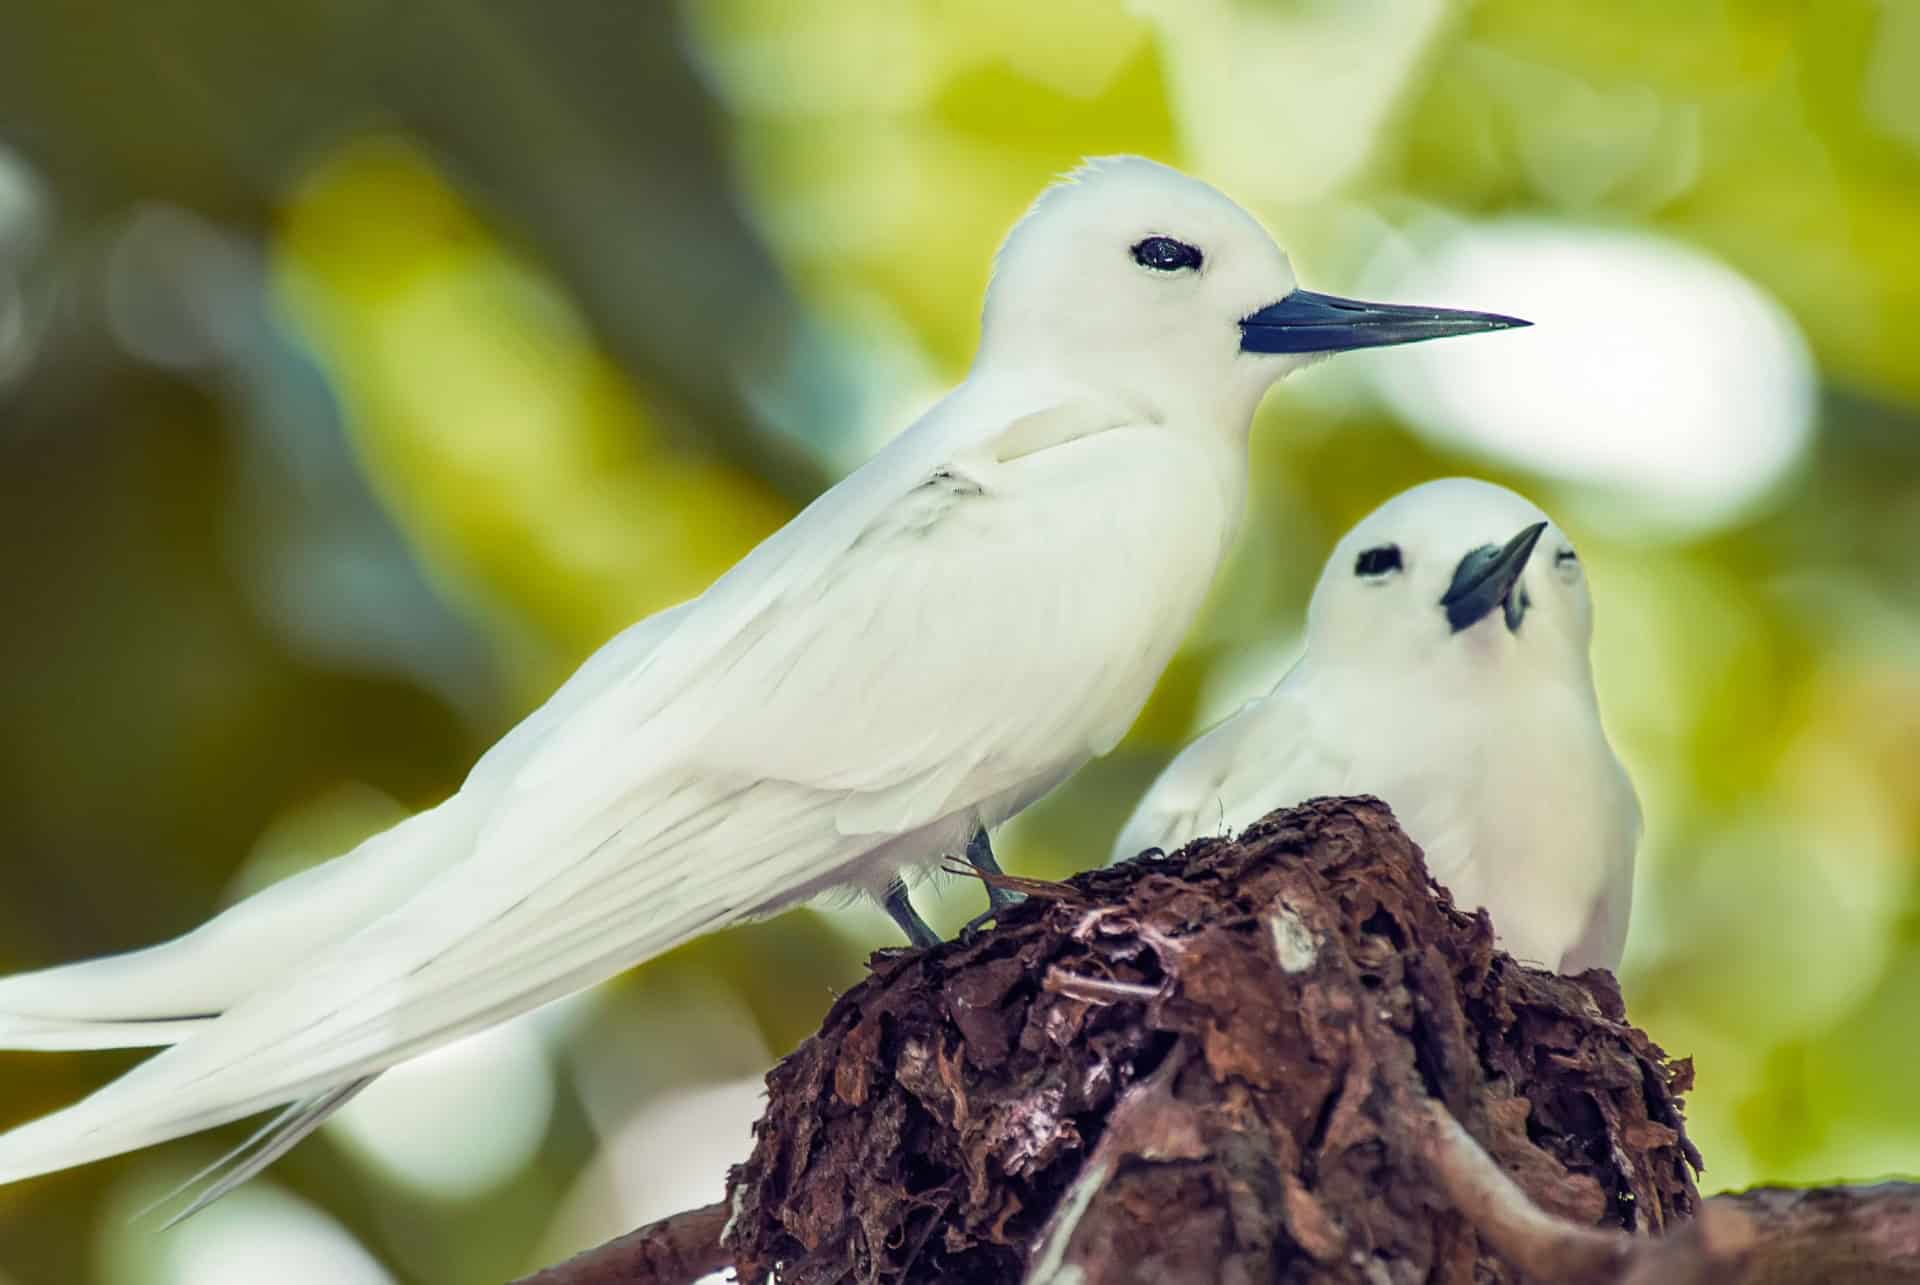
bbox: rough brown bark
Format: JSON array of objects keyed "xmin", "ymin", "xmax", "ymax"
[{"xmin": 517, "ymin": 797, "xmax": 1920, "ymax": 1285}]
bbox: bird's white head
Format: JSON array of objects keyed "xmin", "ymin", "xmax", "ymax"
[
  {"xmin": 1306, "ymin": 478, "xmax": 1597, "ymax": 684},
  {"xmin": 979, "ymin": 157, "xmax": 1527, "ymax": 427}
]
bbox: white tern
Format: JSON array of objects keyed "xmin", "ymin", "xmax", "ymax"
[
  {"xmin": 0, "ymin": 158, "xmax": 1524, "ymax": 1206},
  {"xmin": 1111, "ymin": 477, "xmax": 1637, "ymax": 974}
]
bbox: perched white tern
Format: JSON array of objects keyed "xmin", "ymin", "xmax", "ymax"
[
  {"xmin": 0, "ymin": 158, "xmax": 1524, "ymax": 1208},
  {"xmin": 1111, "ymin": 478, "xmax": 1637, "ymax": 975}
]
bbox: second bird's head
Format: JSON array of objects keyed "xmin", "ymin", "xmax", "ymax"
[
  {"xmin": 1306, "ymin": 478, "xmax": 1598, "ymax": 679},
  {"xmin": 979, "ymin": 157, "xmax": 1526, "ymax": 418}
]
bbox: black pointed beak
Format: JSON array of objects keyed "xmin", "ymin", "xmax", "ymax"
[
  {"xmin": 1441, "ymin": 522, "xmax": 1548, "ymax": 634},
  {"xmin": 1239, "ymin": 289, "xmax": 1531, "ymax": 354}
]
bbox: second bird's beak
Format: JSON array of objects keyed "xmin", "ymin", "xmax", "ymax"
[
  {"xmin": 1441, "ymin": 522, "xmax": 1549, "ymax": 635},
  {"xmin": 1239, "ymin": 289, "xmax": 1530, "ymax": 354}
]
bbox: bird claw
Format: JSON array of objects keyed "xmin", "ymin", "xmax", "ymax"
[
  {"xmin": 958, "ymin": 887, "xmax": 1027, "ymax": 941},
  {"xmin": 957, "ymin": 908, "xmax": 1000, "ymax": 942}
]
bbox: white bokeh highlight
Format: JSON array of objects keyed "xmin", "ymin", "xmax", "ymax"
[
  {"xmin": 1359, "ymin": 219, "xmax": 1817, "ymax": 536},
  {"xmin": 99, "ymin": 1177, "xmax": 394, "ymax": 1285},
  {"xmin": 324, "ymin": 1016, "xmax": 556, "ymax": 1202}
]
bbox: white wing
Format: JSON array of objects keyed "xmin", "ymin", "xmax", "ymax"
[{"xmin": 0, "ymin": 385, "xmax": 1236, "ymax": 1182}]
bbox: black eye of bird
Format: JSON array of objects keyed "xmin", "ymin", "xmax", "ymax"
[
  {"xmin": 1131, "ymin": 236, "xmax": 1203, "ymax": 273},
  {"xmin": 1354, "ymin": 544, "xmax": 1402, "ymax": 577},
  {"xmin": 1555, "ymin": 548, "xmax": 1579, "ymax": 566}
]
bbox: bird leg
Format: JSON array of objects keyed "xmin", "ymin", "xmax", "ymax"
[
  {"xmin": 883, "ymin": 878, "xmax": 941, "ymax": 950},
  {"xmin": 886, "ymin": 831, "xmax": 1024, "ymax": 947},
  {"xmin": 967, "ymin": 829, "xmax": 1022, "ymax": 911},
  {"xmin": 959, "ymin": 828, "xmax": 1026, "ymax": 937}
]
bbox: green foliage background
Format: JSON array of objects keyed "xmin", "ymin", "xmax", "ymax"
[{"xmin": 0, "ymin": 2, "xmax": 1915, "ymax": 1281}]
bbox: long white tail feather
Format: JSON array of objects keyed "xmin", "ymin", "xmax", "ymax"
[
  {"xmin": 0, "ymin": 795, "xmax": 481, "ymax": 1181},
  {"xmin": 0, "ymin": 1013, "xmax": 214, "ymax": 1052},
  {"xmin": 0, "ymin": 800, "xmax": 475, "ymax": 1041},
  {"xmin": 0, "ymin": 782, "xmax": 845, "ymax": 1187},
  {"xmin": 147, "ymin": 1077, "xmax": 376, "ymax": 1228}
]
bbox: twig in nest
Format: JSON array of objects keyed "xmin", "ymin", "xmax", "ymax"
[
  {"xmin": 1040, "ymin": 967, "xmax": 1162, "ymax": 1005},
  {"xmin": 936, "ymin": 858, "xmax": 1075, "ymax": 902}
]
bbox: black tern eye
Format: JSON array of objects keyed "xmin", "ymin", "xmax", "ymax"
[
  {"xmin": 1554, "ymin": 547, "xmax": 1580, "ymax": 579},
  {"xmin": 1131, "ymin": 236, "xmax": 1203, "ymax": 273},
  {"xmin": 1354, "ymin": 544, "xmax": 1402, "ymax": 579}
]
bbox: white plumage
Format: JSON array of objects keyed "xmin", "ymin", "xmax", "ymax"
[
  {"xmin": 0, "ymin": 158, "xmax": 1524, "ymax": 1200},
  {"xmin": 1112, "ymin": 478, "xmax": 1638, "ymax": 974}
]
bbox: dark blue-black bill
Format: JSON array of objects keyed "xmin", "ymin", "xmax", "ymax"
[
  {"xmin": 1240, "ymin": 289, "xmax": 1530, "ymax": 354},
  {"xmin": 1441, "ymin": 522, "xmax": 1548, "ymax": 634}
]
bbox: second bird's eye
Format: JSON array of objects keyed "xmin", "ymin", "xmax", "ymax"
[
  {"xmin": 1131, "ymin": 236, "xmax": 1203, "ymax": 273},
  {"xmin": 1354, "ymin": 544, "xmax": 1402, "ymax": 578}
]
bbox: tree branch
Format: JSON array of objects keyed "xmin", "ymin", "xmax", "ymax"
[
  {"xmin": 1412, "ymin": 1097, "xmax": 1920, "ymax": 1285},
  {"xmin": 511, "ymin": 1201, "xmax": 729, "ymax": 1285}
]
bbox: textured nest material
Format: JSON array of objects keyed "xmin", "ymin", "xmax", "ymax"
[{"xmin": 723, "ymin": 797, "xmax": 1700, "ymax": 1284}]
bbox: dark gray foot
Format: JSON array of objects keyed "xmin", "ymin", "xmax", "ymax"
[
  {"xmin": 959, "ymin": 828, "xmax": 1026, "ymax": 937},
  {"xmin": 967, "ymin": 828, "xmax": 1025, "ymax": 911},
  {"xmin": 883, "ymin": 877, "xmax": 941, "ymax": 950},
  {"xmin": 1113, "ymin": 845, "xmax": 1166, "ymax": 867}
]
